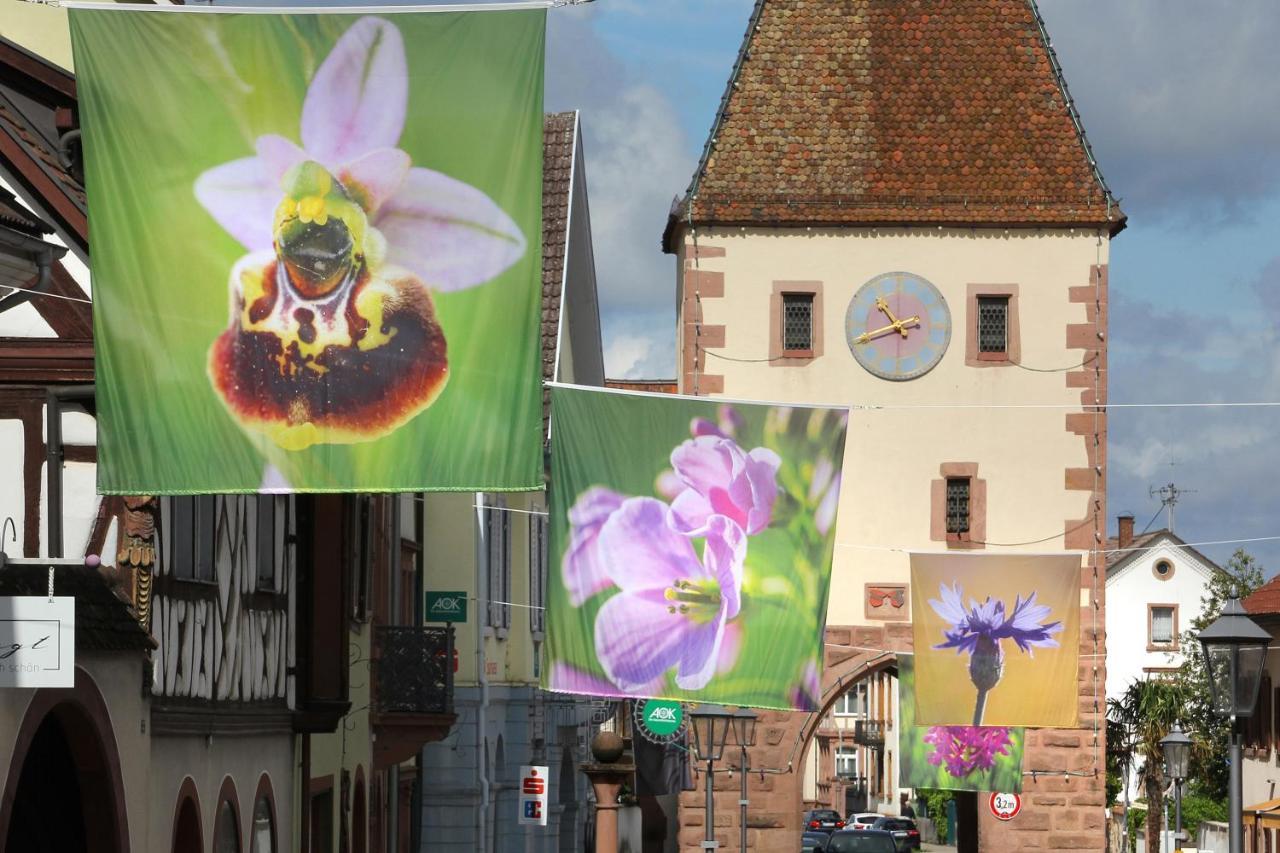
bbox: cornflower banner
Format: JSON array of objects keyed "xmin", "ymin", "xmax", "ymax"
[
  {"xmin": 542, "ymin": 386, "xmax": 849, "ymax": 711},
  {"xmin": 911, "ymin": 553, "xmax": 1081, "ymax": 728},
  {"xmin": 898, "ymin": 657, "xmax": 1024, "ymax": 794},
  {"xmin": 70, "ymin": 6, "xmax": 545, "ymax": 493}
]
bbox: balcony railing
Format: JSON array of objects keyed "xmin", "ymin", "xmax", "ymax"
[
  {"xmin": 373, "ymin": 626, "xmax": 454, "ymax": 715},
  {"xmin": 853, "ymin": 720, "xmax": 885, "ymax": 746}
]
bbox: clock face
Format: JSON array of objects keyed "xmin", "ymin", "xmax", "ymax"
[{"xmin": 845, "ymin": 272, "xmax": 951, "ymax": 380}]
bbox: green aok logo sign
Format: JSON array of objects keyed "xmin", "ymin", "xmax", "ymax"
[
  {"xmin": 426, "ymin": 591, "xmax": 467, "ymax": 623},
  {"xmin": 635, "ymin": 699, "xmax": 685, "ymax": 743}
]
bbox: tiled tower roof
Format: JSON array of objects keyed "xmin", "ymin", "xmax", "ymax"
[{"xmin": 665, "ymin": 0, "xmax": 1124, "ymax": 248}]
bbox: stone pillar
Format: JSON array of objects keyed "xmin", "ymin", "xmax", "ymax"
[{"xmin": 582, "ymin": 731, "xmax": 635, "ymax": 853}]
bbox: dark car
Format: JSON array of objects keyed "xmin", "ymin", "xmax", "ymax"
[
  {"xmin": 870, "ymin": 817, "xmax": 922, "ymax": 851},
  {"xmin": 801, "ymin": 830, "xmax": 830, "ymax": 852},
  {"xmin": 802, "ymin": 809, "xmax": 846, "ymax": 834},
  {"xmin": 822, "ymin": 829, "xmax": 899, "ymax": 853}
]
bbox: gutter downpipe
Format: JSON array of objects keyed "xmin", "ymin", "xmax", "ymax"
[
  {"xmin": 46, "ymin": 384, "xmax": 93, "ymax": 558},
  {"xmin": 387, "ymin": 496, "xmax": 403, "ymax": 853},
  {"xmin": 0, "ymin": 231, "xmax": 66, "ymax": 314},
  {"xmin": 475, "ymin": 493, "xmax": 490, "ymax": 853}
]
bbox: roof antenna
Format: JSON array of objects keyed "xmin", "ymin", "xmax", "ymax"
[{"xmin": 1149, "ymin": 463, "xmax": 1195, "ymax": 532}]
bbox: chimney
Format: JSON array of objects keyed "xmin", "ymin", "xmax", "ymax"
[{"xmin": 1117, "ymin": 513, "xmax": 1134, "ymax": 550}]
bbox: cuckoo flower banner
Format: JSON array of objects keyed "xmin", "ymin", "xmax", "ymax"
[
  {"xmin": 898, "ymin": 657, "xmax": 1025, "ymax": 794},
  {"xmin": 911, "ymin": 553, "xmax": 1081, "ymax": 728},
  {"xmin": 70, "ymin": 7, "xmax": 545, "ymax": 493},
  {"xmin": 542, "ymin": 386, "xmax": 849, "ymax": 711}
]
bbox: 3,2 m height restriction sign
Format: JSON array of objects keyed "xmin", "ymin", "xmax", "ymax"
[
  {"xmin": 989, "ymin": 792, "xmax": 1021, "ymax": 821},
  {"xmin": 518, "ymin": 765, "xmax": 549, "ymax": 826}
]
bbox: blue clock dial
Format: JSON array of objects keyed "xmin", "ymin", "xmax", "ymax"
[{"xmin": 845, "ymin": 272, "xmax": 951, "ymax": 381}]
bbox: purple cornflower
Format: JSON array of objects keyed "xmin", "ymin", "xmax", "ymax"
[
  {"xmin": 929, "ymin": 582, "xmax": 1061, "ymax": 725},
  {"xmin": 923, "ymin": 726, "xmax": 1014, "ymax": 778},
  {"xmin": 592, "ymin": 498, "xmax": 745, "ymax": 692},
  {"xmin": 929, "ymin": 582, "xmax": 1062, "ymax": 656},
  {"xmin": 667, "ymin": 435, "xmax": 780, "ymax": 536}
]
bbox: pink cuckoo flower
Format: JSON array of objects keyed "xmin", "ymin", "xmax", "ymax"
[
  {"xmin": 194, "ymin": 16, "xmax": 525, "ymax": 291},
  {"xmin": 561, "ymin": 487, "xmax": 627, "ymax": 606},
  {"xmin": 667, "ymin": 436, "xmax": 780, "ymax": 536},
  {"xmin": 593, "ymin": 498, "xmax": 745, "ymax": 692}
]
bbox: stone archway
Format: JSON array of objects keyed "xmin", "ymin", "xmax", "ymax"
[
  {"xmin": 0, "ymin": 666, "xmax": 132, "ymax": 853},
  {"xmin": 677, "ymin": 624, "xmax": 911, "ymax": 852}
]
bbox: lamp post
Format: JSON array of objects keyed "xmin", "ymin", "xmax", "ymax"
[
  {"xmin": 690, "ymin": 704, "xmax": 735, "ymax": 851},
  {"xmin": 731, "ymin": 708, "xmax": 759, "ymax": 853},
  {"xmin": 1198, "ymin": 593, "xmax": 1270, "ymax": 853},
  {"xmin": 1161, "ymin": 724, "xmax": 1191, "ymax": 850}
]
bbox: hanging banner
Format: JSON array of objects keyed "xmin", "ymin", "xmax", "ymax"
[
  {"xmin": 898, "ymin": 657, "xmax": 1024, "ymax": 794},
  {"xmin": 911, "ymin": 553, "xmax": 1080, "ymax": 728},
  {"xmin": 0, "ymin": 597, "xmax": 75, "ymax": 688},
  {"xmin": 542, "ymin": 386, "xmax": 849, "ymax": 711},
  {"xmin": 70, "ymin": 6, "xmax": 546, "ymax": 493}
]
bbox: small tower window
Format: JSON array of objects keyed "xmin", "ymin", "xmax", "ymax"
[
  {"xmin": 945, "ymin": 478, "xmax": 971, "ymax": 535},
  {"xmin": 977, "ymin": 296, "xmax": 1009, "ymax": 356},
  {"xmin": 782, "ymin": 293, "xmax": 814, "ymax": 355}
]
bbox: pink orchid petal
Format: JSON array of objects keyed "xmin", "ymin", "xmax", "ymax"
[
  {"xmin": 597, "ymin": 497, "xmax": 702, "ymax": 591},
  {"xmin": 255, "ymin": 134, "xmax": 307, "ymax": 183},
  {"xmin": 744, "ymin": 447, "xmax": 781, "ymax": 534},
  {"xmin": 301, "ymin": 16, "xmax": 407, "ymax": 164},
  {"xmin": 338, "ymin": 147, "xmax": 411, "ymax": 214},
  {"xmin": 376, "ymin": 167, "xmax": 527, "ymax": 291},
  {"xmin": 193, "ymin": 155, "xmax": 278, "ymax": 251},
  {"xmin": 594, "ymin": 588, "xmax": 689, "ymax": 692},
  {"xmin": 674, "ymin": 617, "xmax": 725, "ymax": 691}
]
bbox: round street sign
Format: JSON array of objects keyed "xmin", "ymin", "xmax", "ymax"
[
  {"xmin": 635, "ymin": 699, "xmax": 685, "ymax": 743},
  {"xmin": 989, "ymin": 792, "xmax": 1021, "ymax": 821}
]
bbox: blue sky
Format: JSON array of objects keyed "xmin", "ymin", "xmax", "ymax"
[{"xmin": 543, "ymin": 0, "xmax": 1280, "ymax": 574}]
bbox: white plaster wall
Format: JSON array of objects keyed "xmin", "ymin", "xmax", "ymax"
[
  {"xmin": 0, "ymin": 419, "xmax": 25, "ymax": 548},
  {"xmin": 1104, "ymin": 542, "xmax": 1215, "ymax": 699},
  {"xmin": 37, "ymin": 460, "xmax": 97, "ymax": 559},
  {"xmin": 148, "ymin": 732, "xmax": 294, "ymax": 853},
  {"xmin": 681, "ymin": 227, "xmax": 1108, "ymax": 627}
]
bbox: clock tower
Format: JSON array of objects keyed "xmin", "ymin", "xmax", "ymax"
[{"xmin": 662, "ymin": 1, "xmax": 1123, "ymax": 850}]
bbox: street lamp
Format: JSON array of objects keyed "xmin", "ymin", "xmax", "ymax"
[
  {"xmin": 1198, "ymin": 593, "xmax": 1271, "ymax": 853},
  {"xmin": 731, "ymin": 708, "xmax": 759, "ymax": 853},
  {"xmin": 690, "ymin": 704, "xmax": 735, "ymax": 851},
  {"xmin": 1161, "ymin": 724, "xmax": 1192, "ymax": 847}
]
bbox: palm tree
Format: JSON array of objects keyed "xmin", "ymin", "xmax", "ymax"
[{"xmin": 1107, "ymin": 678, "xmax": 1187, "ymax": 851}]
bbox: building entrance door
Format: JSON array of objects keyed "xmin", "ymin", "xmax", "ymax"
[{"xmin": 4, "ymin": 709, "xmax": 121, "ymax": 853}]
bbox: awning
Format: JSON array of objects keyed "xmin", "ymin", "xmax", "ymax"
[{"xmin": 1245, "ymin": 798, "xmax": 1280, "ymax": 829}]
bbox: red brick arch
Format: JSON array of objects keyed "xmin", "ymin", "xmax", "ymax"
[{"xmin": 677, "ymin": 624, "xmax": 910, "ymax": 852}]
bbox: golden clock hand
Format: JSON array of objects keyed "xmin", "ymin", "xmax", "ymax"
[
  {"xmin": 855, "ymin": 322, "xmax": 904, "ymax": 345},
  {"xmin": 875, "ymin": 296, "xmax": 902, "ymax": 327}
]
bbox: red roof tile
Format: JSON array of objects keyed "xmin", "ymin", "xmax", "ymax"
[
  {"xmin": 1245, "ymin": 575, "xmax": 1280, "ymax": 617},
  {"xmin": 542, "ymin": 112, "xmax": 577, "ymax": 433},
  {"xmin": 666, "ymin": 0, "xmax": 1123, "ymax": 248}
]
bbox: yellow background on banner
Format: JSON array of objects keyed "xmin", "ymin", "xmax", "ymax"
[{"xmin": 911, "ymin": 553, "xmax": 1081, "ymax": 728}]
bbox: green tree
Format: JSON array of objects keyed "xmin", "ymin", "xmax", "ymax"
[
  {"xmin": 1174, "ymin": 549, "xmax": 1266, "ymax": 799},
  {"xmin": 1108, "ymin": 678, "xmax": 1187, "ymax": 850}
]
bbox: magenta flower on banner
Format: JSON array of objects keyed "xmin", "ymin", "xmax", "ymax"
[
  {"xmin": 923, "ymin": 725, "xmax": 1014, "ymax": 778},
  {"xmin": 667, "ymin": 435, "xmax": 781, "ymax": 536},
  {"xmin": 591, "ymin": 498, "xmax": 745, "ymax": 692},
  {"xmin": 691, "ymin": 404, "xmax": 747, "ymax": 440},
  {"xmin": 561, "ymin": 487, "xmax": 626, "ymax": 606},
  {"xmin": 929, "ymin": 582, "xmax": 1062, "ymax": 725},
  {"xmin": 195, "ymin": 16, "xmax": 525, "ymax": 287}
]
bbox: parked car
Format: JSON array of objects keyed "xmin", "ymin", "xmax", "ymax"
[
  {"xmin": 869, "ymin": 816, "xmax": 921, "ymax": 851},
  {"xmin": 822, "ymin": 829, "xmax": 899, "ymax": 853},
  {"xmin": 803, "ymin": 809, "xmax": 846, "ymax": 834},
  {"xmin": 845, "ymin": 812, "xmax": 882, "ymax": 829},
  {"xmin": 801, "ymin": 830, "xmax": 830, "ymax": 852}
]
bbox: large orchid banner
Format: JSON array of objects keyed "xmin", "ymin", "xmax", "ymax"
[
  {"xmin": 911, "ymin": 553, "xmax": 1081, "ymax": 728},
  {"xmin": 542, "ymin": 386, "xmax": 849, "ymax": 711},
  {"xmin": 70, "ymin": 7, "xmax": 545, "ymax": 493},
  {"xmin": 898, "ymin": 657, "xmax": 1025, "ymax": 794}
]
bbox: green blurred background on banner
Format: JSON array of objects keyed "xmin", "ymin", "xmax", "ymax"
[
  {"xmin": 542, "ymin": 386, "xmax": 849, "ymax": 711},
  {"xmin": 71, "ymin": 7, "xmax": 545, "ymax": 493}
]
